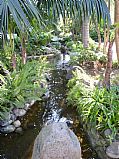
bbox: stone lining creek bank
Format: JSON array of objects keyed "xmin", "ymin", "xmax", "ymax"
[
  {"xmin": 0, "ymin": 100, "xmax": 36, "ymax": 134},
  {"xmin": 0, "ymin": 66, "xmax": 98, "ymax": 159}
]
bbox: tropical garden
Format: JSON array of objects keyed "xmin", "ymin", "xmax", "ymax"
[{"xmin": 0, "ymin": 0, "xmax": 119, "ymax": 159}]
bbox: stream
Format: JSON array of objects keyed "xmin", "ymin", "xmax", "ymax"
[{"xmin": 0, "ymin": 55, "xmax": 99, "ymax": 159}]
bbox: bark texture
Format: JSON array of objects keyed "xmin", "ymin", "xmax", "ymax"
[
  {"xmin": 115, "ymin": 0, "xmax": 119, "ymax": 62},
  {"xmin": 104, "ymin": 41, "xmax": 114, "ymax": 88},
  {"xmin": 82, "ymin": 17, "xmax": 90, "ymax": 48}
]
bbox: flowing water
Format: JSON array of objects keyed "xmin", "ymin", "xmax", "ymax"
[{"xmin": 0, "ymin": 55, "xmax": 99, "ymax": 159}]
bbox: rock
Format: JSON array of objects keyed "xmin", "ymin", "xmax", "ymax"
[
  {"xmin": 106, "ymin": 142, "xmax": 119, "ymax": 158},
  {"xmin": 24, "ymin": 103, "xmax": 30, "ymax": 111},
  {"xmin": 104, "ymin": 129, "xmax": 112, "ymax": 138},
  {"xmin": 13, "ymin": 120, "xmax": 21, "ymax": 128},
  {"xmin": 13, "ymin": 108, "xmax": 26, "ymax": 117},
  {"xmin": 29, "ymin": 100, "xmax": 35, "ymax": 106},
  {"xmin": 0, "ymin": 119, "xmax": 13, "ymax": 127},
  {"xmin": 15, "ymin": 127, "xmax": 23, "ymax": 134},
  {"xmin": 10, "ymin": 113, "xmax": 17, "ymax": 122},
  {"xmin": 0, "ymin": 125, "xmax": 15, "ymax": 133},
  {"xmin": 24, "ymin": 100, "xmax": 35, "ymax": 110},
  {"xmin": 0, "ymin": 113, "xmax": 12, "ymax": 127},
  {"xmin": 32, "ymin": 122, "xmax": 81, "ymax": 159}
]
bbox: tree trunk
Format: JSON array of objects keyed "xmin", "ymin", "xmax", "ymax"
[
  {"xmin": 103, "ymin": 28, "xmax": 107, "ymax": 54},
  {"xmin": 82, "ymin": 17, "xmax": 90, "ymax": 48},
  {"xmin": 103, "ymin": 40, "xmax": 114, "ymax": 88},
  {"xmin": 12, "ymin": 53, "xmax": 16, "ymax": 70},
  {"xmin": 103, "ymin": 1, "xmax": 110, "ymax": 55},
  {"xmin": 21, "ymin": 37, "xmax": 27, "ymax": 64},
  {"xmin": 95, "ymin": 22, "xmax": 101, "ymax": 50},
  {"xmin": 108, "ymin": 0, "xmax": 110, "ymax": 11},
  {"xmin": 115, "ymin": 0, "xmax": 119, "ymax": 62}
]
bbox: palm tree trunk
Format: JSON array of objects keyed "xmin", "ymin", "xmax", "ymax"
[
  {"xmin": 95, "ymin": 21, "xmax": 101, "ymax": 50},
  {"xmin": 82, "ymin": 17, "xmax": 90, "ymax": 48},
  {"xmin": 115, "ymin": 0, "xmax": 119, "ymax": 62},
  {"xmin": 103, "ymin": 1, "xmax": 110, "ymax": 55},
  {"xmin": 106, "ymin": 0, "xmax": 110, "ymax": 49},
  {"xmin": 108, "ymin": 0, "xmax": 110, "ymax": 11},
  {"xmin": 103, "ymin": 40, "xmax": 114, "ymax": 88},
  {"xmin": 21, "ymin": 37, "xmax": 27, "ymax": 64},
  {"xmin": 115, "ymin": 29, "xmax": 119, "ymax": 62},
  {"xmin": 103, "ymin": 28, "xmax": 107, "ymax": 54}
]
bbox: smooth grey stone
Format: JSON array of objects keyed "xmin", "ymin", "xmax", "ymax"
[
  {"xmin": 106, "ymin": 142, "xmax": 119, "ymax": 158},
  {"xmin": 0, "ymin": 119, "xmax": 13, "ymax": 127},
  {"xmin": 10, "ymin": 113, "xmax": 17, "ymax": 122},
  {"xmin": 29, "ymin": 100, "xmax": 35, "ymax": 106},
  {"xmin": 13, "ymin": 120, "xmax": 21, "ymax": 128},
  {"xmin": 0, "ymin": 113, "xmax": 13, "ymax": 127},
  {"xmin": 24, "ymin": 103, "xmax": 30, "ymax": 110},
  {"xmin": 13, "ymin": 108, "xmax": 26, "ymax": 117},
  {"xmin": 104, "ymin": 129, "xmax": 112, "ymax": 137},
  {"xmin": 0, "ymin": 125, "xmax": 15, "ymax": 133}
]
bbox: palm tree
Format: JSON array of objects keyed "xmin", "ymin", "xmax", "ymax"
[
  {"xmin": 1, "ymin": 0, "xmax": 111, "ymax": 46},
  {"xmin": 0, "ymin": 0, "xmax": 111, "ymax": 65},
  {"xmin": 38, "ymin": 0, "xmax": 111, "ymax": 48},
  {"xmin": 0, "ymin": 0, "xmax": 40, "ymax": 65},
  {"xmin": 0, "ymin": 0, "xmax": 40, "ymax": 33}
]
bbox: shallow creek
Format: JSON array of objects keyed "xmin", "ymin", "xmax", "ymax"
[{"xmin": 0, "ymin": 56, "xmax": 99, "ymax": 159}]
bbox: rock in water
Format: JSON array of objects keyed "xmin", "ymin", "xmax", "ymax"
[{"xmin": 32, "ymin": 122, "xmax": 81, "ymax": 159}]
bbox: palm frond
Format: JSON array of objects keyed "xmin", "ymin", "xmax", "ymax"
[
  {"xmin": 0, "ymin": 0, "xmax": 40, "ymax": 33},
  {"xmin": 38, "ymin": 0, "xmax": 111, "ymax": 25}
]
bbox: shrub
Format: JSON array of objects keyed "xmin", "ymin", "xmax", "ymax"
[
  {"xmin": 67, "ymin": 69, "xmax": 119, "ymax": 140},
  {"xmin": 0, "ymin": 58, "xmax": 48, "ymax": 119},
  {"xmin": 69, "ymin": 42, "xmax": 106, "ymax": 66}
]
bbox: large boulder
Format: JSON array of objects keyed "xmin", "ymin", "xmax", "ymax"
[{"xmin": 32, "ymin": 122, "xmax": 81, "ymax": 159}]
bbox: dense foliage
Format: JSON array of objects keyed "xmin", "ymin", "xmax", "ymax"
[
  {"xmin": 0, "ymin": 58, "xmax": 48, "ymax": 119},
  {"xmin": 67, "ymin": 69, "xmax": 119, "ymax": 140},
  {"xmin": 67, "ymin": 41, "xmax": 107, "ymax": 65}
]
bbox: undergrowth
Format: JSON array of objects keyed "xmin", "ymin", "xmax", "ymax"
[{"xmin": 67, "ymin": 69, "xmax": 119, "ymax": 141}]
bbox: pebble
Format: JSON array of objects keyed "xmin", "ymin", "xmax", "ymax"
[
  {"xmin": 13, "ymin": 108, "xmax": 26, "ymax": 117},
  {"xmin": 0, "ymin": 125, "xmax": 15, "ymax": 133},
  {"xmin": 0, "ymin": 119, "xmax": 13, "ymax": 127},
  {"xmin": 29, "ymin": 100, "xmax": 35, "ymax": 106},
  {"xmin": 24, "ymin": 103, "xmax": 30, "ymax": 111},
  {"xmin": 104, "ymin": 129, "xmax": 112, "ymax": 137},
  {"xmin": 13, "ymin": 120, "xmax": 21, "ymax": 128},
  {"xmin": 10, "ymin": 113, "xmax": 17, "ymax": 122},
  {"xmin": 106, "ymin": 142, "xmax": 119, "ymax": 158}
]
